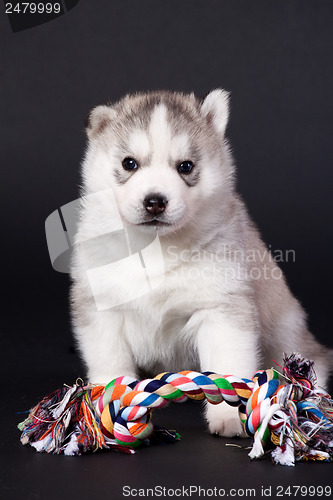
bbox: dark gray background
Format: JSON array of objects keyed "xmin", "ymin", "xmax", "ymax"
[{"xmin": 1, "ymin": 1, "xmax": 332, "ymax": 499}]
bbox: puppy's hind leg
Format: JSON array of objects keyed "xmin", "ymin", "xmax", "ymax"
[{"xmin": 263, "ymin": 305, "xmax": 333, "ymax": 390}]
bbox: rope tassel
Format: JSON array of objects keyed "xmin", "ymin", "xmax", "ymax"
[{"xmin": 18, "ymin": 354, "xmax": 333, "ymax": 465}]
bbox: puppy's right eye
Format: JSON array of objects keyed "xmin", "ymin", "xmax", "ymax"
[{"xmin": 122, "ymin": 157, "xmax": 139, "ymax": 171}]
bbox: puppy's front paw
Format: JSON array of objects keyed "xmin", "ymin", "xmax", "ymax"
[{"xmin": 206, "ymin": 403, "xmax": 246, "ymax": 438}]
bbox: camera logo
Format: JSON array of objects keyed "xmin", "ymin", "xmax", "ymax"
[
  {"xmin": 4, "ymin": 0, "xmax": 81, "ymax": 32},
  {"xmin": 45, "ymin": 190, "xmax": 165, "ymax": 311}
]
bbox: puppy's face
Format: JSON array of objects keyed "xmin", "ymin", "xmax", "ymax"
[{"xmin": 83, "ymin": 90, "xmax": 233, "ymax": 236}]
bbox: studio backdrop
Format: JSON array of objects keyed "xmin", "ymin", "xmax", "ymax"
[{"xmin": 1, "ymin": 1, "xmax": 332, "ymax": 499}]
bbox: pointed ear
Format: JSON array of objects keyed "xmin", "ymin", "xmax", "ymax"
[
  {"xmin": 85, "ymin": 104, "xmax": 116, "ymax": 140},
  {"xmin": 201, "ymin": 89, "xmax": 230, "ymax": 136}
]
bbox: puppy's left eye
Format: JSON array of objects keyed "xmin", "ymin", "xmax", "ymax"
[{"xmin": 178, "ymin": 161, "xmax": 194, "ymax": 174}]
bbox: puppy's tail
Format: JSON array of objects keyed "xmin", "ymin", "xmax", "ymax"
[
  {"xmin": 328, "ymin": 348, "xmax": 333, "ymax": 388},
  {"xmin": 321, "ymin": 347, "xmax": 333, "ymax": 393}
]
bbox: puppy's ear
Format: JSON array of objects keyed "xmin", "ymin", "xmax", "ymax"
[
  {"xmin": 201, "ymin": 89, "xmax": 230, "ymax": 136},
  {"xmin": 85, "ymin": 104, "xmax": 116, "ymax": 140}
]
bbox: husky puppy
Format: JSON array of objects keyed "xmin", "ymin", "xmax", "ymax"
[{"xmin": 70, "ymin": 89, "xmax": 332, "ymax": 437}]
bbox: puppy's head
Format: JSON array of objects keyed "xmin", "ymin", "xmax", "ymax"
[{"xmin": 82, "ymin": 90, "xmax": 234, "ymax": 237}]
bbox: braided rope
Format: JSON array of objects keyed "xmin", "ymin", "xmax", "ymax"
[
  {"xmin": 96, "ymin": 369, "xmax": 279, "ymax": 448},
  {"xmin": 18, "ymin": 354, "xmax": 333, "ymax": 465}
]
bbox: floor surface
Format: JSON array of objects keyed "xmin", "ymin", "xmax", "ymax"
[{"xmin": 2, "ymin": 312, "xmax": 332, "ymax": 500}]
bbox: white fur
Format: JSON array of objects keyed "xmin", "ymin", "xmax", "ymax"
[
  {"xmin": 201, "ymin": 89, "xmax": 230, "ymax": 135},
  {"xmin": 70, "ymin": 90, "xmax": 332, "ymax": 438},
  {"xmin": 127, "ymin": 129, "xmax": 151, "ymax": 160}
]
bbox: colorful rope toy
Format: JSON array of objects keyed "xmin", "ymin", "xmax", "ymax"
[{"xmin": 18, "ymin": 353, "xmax": 333, "ymax": 466}]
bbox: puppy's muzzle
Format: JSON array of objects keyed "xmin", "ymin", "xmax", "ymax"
[{"xmin": 144, "ymin": 194, "xmax": 168, "ymax": 215}]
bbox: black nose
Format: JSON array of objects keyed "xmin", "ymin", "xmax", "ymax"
[{"xmin": 144, "ymin": 194, "xmax": 168, "ymax": 214}]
